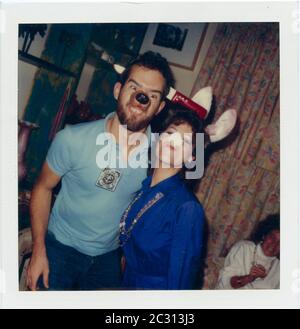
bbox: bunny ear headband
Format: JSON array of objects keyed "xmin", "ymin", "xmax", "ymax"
[{"xmin": 114, "ymin": 64, "xmax": 237, "ymax": 143}]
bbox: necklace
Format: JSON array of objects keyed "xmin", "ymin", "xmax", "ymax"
[{"xmin": 119, "ymin": 190, "xmax": 164, "ymax": 247}]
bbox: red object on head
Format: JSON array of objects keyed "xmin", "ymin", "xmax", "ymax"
[{"xmin": 171, "ymin": 90, "xmax": 208, "ymax": 119}]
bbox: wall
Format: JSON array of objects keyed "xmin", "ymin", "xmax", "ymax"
[
  {"xmin": 140, "ymin": 23, "xmax": 217, "ymax": 96},
  {"xmin": 18, "ymin": 23, "xmax": 217, "ymax": 117},
  {"xmin": 18, "ymin": 25, "xmax": 51, "ymax": 119},
  {"xmin": 74, "ymin": 23, "xmax": 217, "ymax": 103},
  {"xmin": 75, "ymin": 62, "xmax": 96, "ymax": 102},
  {"xmin": 170, "ymin": 23, "xmax": 217, "ymax": 96}
]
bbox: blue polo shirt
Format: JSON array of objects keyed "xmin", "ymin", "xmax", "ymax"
[{"xmin": 46, "ymin": 112, "xmax": 150, "ymax": 256}]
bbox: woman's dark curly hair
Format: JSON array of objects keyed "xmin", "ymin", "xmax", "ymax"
[
  {"xmin": 148, "ymin": 102, "xmax": 204, "ymax": 191},
  {"xmin": 158, "ymin": 102, "xmax": 204, "ymax": 143},
  {"xmin": 251, "ymin": 214, "xmax": 280, "ymax": 244},
  {"xmin": 119, "ymin": 51, "xmax": 175, "ymax": 99}
]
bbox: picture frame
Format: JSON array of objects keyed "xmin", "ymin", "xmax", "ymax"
[{"xmin": 139, "ymin": 23, "xmax": 208, "ymax": 71}]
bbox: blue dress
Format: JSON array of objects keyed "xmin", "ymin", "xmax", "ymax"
[{"xmin": 120, "ymin": 173, "xmax": 205, "ymax": 290}]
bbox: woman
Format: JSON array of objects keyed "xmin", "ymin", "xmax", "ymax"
[
  {"xmin": 216, "ymin": 214, "xmax": 280, "ymax": 289},
  {"xmin": 119, "ymin": 104, "xmax": 205, "ymax": 290}
]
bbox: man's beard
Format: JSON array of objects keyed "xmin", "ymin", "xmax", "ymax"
[{"xmin": 117, "ymin": 103, "xmax": 154, "ymax": 132}]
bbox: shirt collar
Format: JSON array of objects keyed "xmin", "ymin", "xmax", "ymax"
[
  {"xmin": 141, "ymin": 173, "xmax": 183, "ymax": 195},
  {"xmin": 104, "ymin": 111, "xmax": 151, "ymax": 152}
]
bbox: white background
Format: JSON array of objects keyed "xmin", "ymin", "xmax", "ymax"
[{"xmin": 0, "ymin": 0, "xmax": 299, "ymax": 309}]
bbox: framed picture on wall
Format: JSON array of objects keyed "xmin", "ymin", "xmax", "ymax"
[{"xmin": 139, "ymin": 23, "xmax": 208, "ymax": 70}]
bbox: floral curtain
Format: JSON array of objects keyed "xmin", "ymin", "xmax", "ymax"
[{"xmin": 190, "ymin": 23, "xmax": 279, "ymax": 288}]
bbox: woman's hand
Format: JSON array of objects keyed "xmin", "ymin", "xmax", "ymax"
[
  {"xmin": 249, "ymin": 264, "xmax": 267, "ymax": 279},
  {"xmin": 230, "ymin": 274, "xmax": 255, "ymax": 289},
  {"xmin": 230, "ymin": 265, "xmax": 268, "ymax": 288}
]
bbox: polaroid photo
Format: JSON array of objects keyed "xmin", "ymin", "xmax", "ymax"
[{"xmin": 0, "ymin": 0, "xmax": 299, "ymax": 309}]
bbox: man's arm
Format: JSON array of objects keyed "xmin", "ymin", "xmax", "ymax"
[{"xmin": 26, "ymin": 162, "xmax": 61, "ymax": 291}]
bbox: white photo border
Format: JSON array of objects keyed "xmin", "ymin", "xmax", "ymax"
[{"xmin": 0, "ymin": 0, "xmax": 299, "ymax": 309}]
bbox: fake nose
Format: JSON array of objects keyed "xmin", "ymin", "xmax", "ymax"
[{"xmin": 135, "ymin": 93, "xmax": 149, "ymax": 105}]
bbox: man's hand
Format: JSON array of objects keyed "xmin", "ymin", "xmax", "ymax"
[
  {"xmin": 249, "ymin": 264, "xmax": 267, "ymax": 279},
  {"xmin": 26, "ymin": 246, "xmax": 49, "ymax": 291},
  {"xmin": 27, "ymin": 162, "xmax": 60, "ymax": 291}
]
